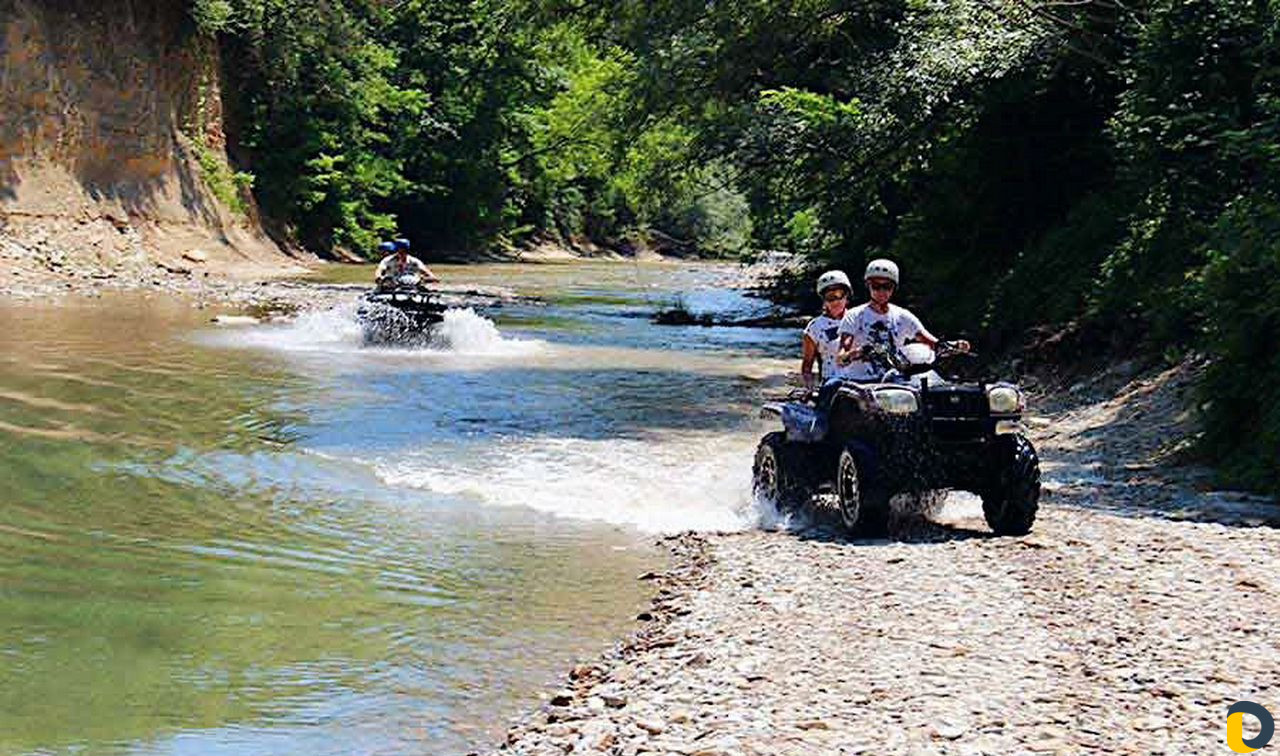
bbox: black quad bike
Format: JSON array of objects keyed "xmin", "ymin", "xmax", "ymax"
[
  {"xmin": 753, "ymin": 341, "xmax": 1040, "ymax": 536},
  {"xmin": 356, "ymin": 273, "xmax": 449, "ymax": 346}
]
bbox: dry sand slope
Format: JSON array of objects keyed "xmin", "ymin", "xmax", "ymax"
[{"xmin": 491, "ymin": 361, "xmax": 1280, "ymax": 755}]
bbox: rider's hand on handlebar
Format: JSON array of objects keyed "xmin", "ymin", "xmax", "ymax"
[{"xmin": 936, "ymin": 339, "xmax": 974, "ymax": 357}]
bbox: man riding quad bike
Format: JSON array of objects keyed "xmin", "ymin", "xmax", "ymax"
[
  {"xmin": 753, "ymin": 339, "xmax": 1041, "ymax": 536},
  {"xmin": 357, "ymin": 239, "xmax": 448, "ymax": 345}
]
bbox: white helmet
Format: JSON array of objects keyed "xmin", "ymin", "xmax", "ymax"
[
  {"xmin": 815, "ymin": 270, "xmax": 852, "ymax": 296},
  {"xmin": 864, "ymin": 258, "xmax": 900, "ymax": 285}
]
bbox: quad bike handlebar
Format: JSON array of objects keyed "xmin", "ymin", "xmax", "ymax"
[
  {"xmin": 788, "ymin": 386, "xmax": 815, "ymax": 402},
  {"xmin": 855, "ymin": 339, "xmax": 976, "ymax": 379},
  {"xmin": 935, "ymin": 340, "xmax": 977, "ymax": 359}
]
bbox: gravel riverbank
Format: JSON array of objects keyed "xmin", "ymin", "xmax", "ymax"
[
  {"xmin": 0, "ymin": 262, "xmax": 537, "ymax": 315},
  {"xmin": 487, "ymin": 362, "xmax": 1278, "ymax": 756}
]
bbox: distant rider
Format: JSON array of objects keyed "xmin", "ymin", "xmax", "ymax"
[
  {"xmin": 836, "ymin": 259, "xmax": 969, "ymax": 379},
  {"xmin": 375, "ymin": 238, "xmax": 438, "ymax": 290},
  {"xmin": 801, "ymin": 270, "xmax": 856, "ymax": 393}
]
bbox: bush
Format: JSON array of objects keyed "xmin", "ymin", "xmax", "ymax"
[
  {"xmin": 190, "ymin": 0, "xmax": 233, "ymax": 35},
  {"xmin": 1199, "ymin": 195, "xmax": 1280, "ymax": 493}
]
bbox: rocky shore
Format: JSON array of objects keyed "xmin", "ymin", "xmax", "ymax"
[
  {"xmin": 486, "ymin": 361, "xmax": 1278, "ymax": 756},
  {"xmin": 0, "ymin": 254, "xmax": 538, "ymax": 316}
]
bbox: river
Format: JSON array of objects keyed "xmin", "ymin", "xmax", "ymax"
[{"xmin": 0, "ymin": 261, "xmax": 795, "ymax": 755}]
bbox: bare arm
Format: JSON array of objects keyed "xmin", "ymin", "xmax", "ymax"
[
  {"xmin": 910, "ymin": 314, "xmax": 970, "ymax": 353},
  {"xmin": 914, "ymin": 328, "xmax": 970, "ymax": 353},
  {"xmin": 412, "ymin": 258, "xmax": 440, "ymax": 283},
  {"xmin": 801, "ymin": 334, "xmax": 818, "ymax": 389}
]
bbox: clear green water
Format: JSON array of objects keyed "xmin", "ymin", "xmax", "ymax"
[{"xmin": 0, "ymin": 263, "xmax": 792, "ymax": 755}]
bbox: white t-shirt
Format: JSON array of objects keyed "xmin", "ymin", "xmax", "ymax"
[
  {"xmin": 837, "ymin": 303, "xmax": 926, "ymax": 381},
  {"xmin": 376, "ymin": 254, "xmax": 433, "ymax": 282},
  {"xmin": 803, "ymin": 314, "xmax": 851, "ymax": 381}
]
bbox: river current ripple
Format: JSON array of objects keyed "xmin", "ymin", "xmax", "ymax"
[{"xmin": 0, "ymin": 261, "xmax": 794, "ymax": 755}]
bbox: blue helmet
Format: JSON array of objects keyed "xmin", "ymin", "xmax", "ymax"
[
  {"xmin": 394, "ymin": 237, "xmax": 411, "ymax": 251},
  {"xmin": 377, "ymin": 241, "xmax": 396, "ymax": 254}
]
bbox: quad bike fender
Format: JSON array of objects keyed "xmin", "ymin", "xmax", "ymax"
[{"xmin": 781, "ymin": 403, "xmax": 827, "ymax": 443}]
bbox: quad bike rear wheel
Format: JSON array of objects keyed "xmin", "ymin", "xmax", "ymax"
[
  {"xmin": 982, "ymin": 434, "xmax": 1040, "ymax": 535},
  {"xmin": 753, "ymin": 432, "xmax": 809, "ymax": 512},
  {"xmin": 836, "ymin": 447, "xmax": 889, "ymax": 536}
]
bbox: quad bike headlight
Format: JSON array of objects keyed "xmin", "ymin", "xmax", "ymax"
[
  {"xmin": 874, "ymin": 388, "xmax": 918, "ymax": 415},
  {"xmin": 987, "ymin": 386, "xmax": 1023, "ymax": 414}
]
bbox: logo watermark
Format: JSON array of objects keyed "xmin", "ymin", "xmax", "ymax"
[{"xmin": 1228, "ymin": 701, "xmax": 1275, "ymax": 753}]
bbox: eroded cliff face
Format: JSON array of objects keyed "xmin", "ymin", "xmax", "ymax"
[{"xmin": 0, "ymin": 0, "xmax": 301, "ymax": 283}]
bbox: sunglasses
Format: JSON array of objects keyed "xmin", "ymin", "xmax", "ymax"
[
  {"xmin": 868, "ymin": 280, "xmax": 896, "ymax": 292},
  {"xmin": 822, "ymin": 291, "xmax": 847, "ymax": 302}
]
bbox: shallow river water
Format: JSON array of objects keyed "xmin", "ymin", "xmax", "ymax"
[{"xmin": 0, "ymin": 262, "xmax": 794, "ymax": 755}]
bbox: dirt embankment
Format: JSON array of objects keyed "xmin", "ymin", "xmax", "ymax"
[
  {"xmin": 487, "ymin": 358, "xmax": 1278, "ymax": 755},
  {"xmin": 0, "ymin": 0, "xmax": 307, "ymax": 291}
]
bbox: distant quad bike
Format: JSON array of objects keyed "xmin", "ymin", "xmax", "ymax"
[
  {"xmin": 357, "ymin": 273, "xmax": 448, "ymax": 346},
  {"xmin": 753, "ymin": 341, "xmax": 1040, "ymax": 536}
]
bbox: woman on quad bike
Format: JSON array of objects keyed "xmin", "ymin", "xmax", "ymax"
[
  {"xmin": 837, "ymin": 259, "xmax": 969, "ymax": 379},
  {"xmin": 801, "ymin": 270, "xmax": 857, "ymax": 393}
]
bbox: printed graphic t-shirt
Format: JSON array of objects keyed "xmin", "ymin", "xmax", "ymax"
[
  {"xmin": 803, "ymin": 314, "xmax": 852, "ymax": 381},
  {"xmin": 837, "ymin": 303, "xmax": 925, "ymax": 381}
]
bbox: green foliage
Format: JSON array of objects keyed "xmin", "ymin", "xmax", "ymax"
[
  {"xmin": 548, "ymin": 0, "xmax": 1278, "ymax": 490},
  {"xmin": 1102, "ymin": 0, "xmax": 1278, "ymax": 489},
  {"xmin": 669, "ymin": 173, "xmax": 754, "ymax": 258},
  {"xmin": 982, "ymin": 190, "xmax": 1128, "ymax": 343},
  {"xmin": 1096, "ymin": 0, "xmax": 1280, "ymax": 337},
  {"xmin": 193, "ymin": 142, "xmax": 254, "ymax": 216},
  {"xmin": 189, "ymin": 0, "xmax": 233, "ymax": 34},
  {"xmin": 783, "ymin": 207, "xmax": 836, "ymax": 258},
  {"xmin": 1199, "ymin": 195, "xmax": 1280, "ymax": 492},
  {"xmin": 513, "ymin": 26, "xmax": 636, "ymax": 240},
  {"xmin": 200, "ymin": 0, "xmax": 1278, "ymax": 488},
  {"xmin": 758, "ymin": 88, "xmax": 861, "ymax": 128}
]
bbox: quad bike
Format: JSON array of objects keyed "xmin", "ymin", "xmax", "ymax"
[
  {"xmin": 753, "ymin": 341, "xmax": 1040, "ymax": 536},
  {"xmin": 356, "ymin": 273, "xmax": 448, "ymax": 346}
]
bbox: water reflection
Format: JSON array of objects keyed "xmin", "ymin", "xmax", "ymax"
[{"xmin": 0, "ymin": 295, "xmax": 661, "ymax": 755}]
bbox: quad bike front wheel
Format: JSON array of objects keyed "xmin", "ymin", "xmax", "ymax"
[
  {"xmin": 982, "ymin": 434, "xmax": 1041, "ymax": 535},
  {"xmin": 835, "ymin": 447, "xmax": 889, "ymax": 536},
  {"xmin": 753, "ymin": 432, "xmax": 809, "ymax": 512}
]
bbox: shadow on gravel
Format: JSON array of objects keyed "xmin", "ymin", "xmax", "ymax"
[
  {"xmin": 1044, "ymin": 483, "xmax": 1280, "ymax": 529},
  {"xmin": 785, "ymin": 504, "xmax": 995, "ymax": 546}
]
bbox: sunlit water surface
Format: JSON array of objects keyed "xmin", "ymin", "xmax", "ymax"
[{"xmin": 0, "ymin": 262, "xmax": 794, "ymax": 755}]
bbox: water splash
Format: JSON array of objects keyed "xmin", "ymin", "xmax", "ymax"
[
  {"xmin": 428, "ymin": 308, "xmax": 543, "ymax": 357},
  {"xmin": 204, "ymin": 305, "xmax": 543, "ymax": 358},
  {"xmin": 203, "ymin": 305, "xmax": 363, "ymax": 354},
  {"xmin": 369, "ymin": 431, "xmax": 777, "ymax": 534}
]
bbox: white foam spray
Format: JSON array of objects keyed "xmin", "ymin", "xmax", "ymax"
[
  {"xmin": 210, "ymin": 305, "xmax": 365, "ymax": 354},
  {"xmin": 427, "ymin": 308, "xmax": 544, "ymax": 357},
  {"xmin": 203, "ymin": 305, "xmax": 544, "ymax": 359},
  {"xmin": 370, "ymin": 430, "xmax": 782, "ymax": 534}
]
